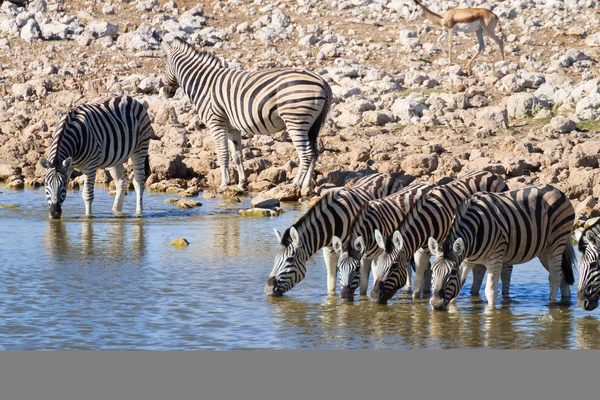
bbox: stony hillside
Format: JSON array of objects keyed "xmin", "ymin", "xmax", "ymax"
[{"xmin": 2, "ymin": 0, "xmax": 600, "ymax": 217}]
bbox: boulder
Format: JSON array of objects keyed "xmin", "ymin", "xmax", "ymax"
[
  {"xmin": 170, "ymin": 237, "xmax": 190, "ymax": 248},
  {"xmin": 256, "ymin": 184, "xmax": 301, "ymax": 202}
]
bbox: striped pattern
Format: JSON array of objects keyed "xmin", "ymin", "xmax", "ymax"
[
  {"xmin": 577, "ymin": 221, "xmax": 600, "ymax": 311},
  {"xmin": 265, "ymin": 173, "xmax": 402, "ymax": 296},
  {"xmin": 371, "ymin": 171, "xmax": 509, "ymax": 304},
  {"xmin": 429, "ymin": 184, "xmax": 576, "ymax": 310},
  {"xmin": 332, "ymin": 182, "xmax": 434, "ymax": 301},
  {"xmin": 39, "ymin": 96, "xmax": 153, "ymax": 218},
  {"xmin": 162, "ymin": 38, "xmax": 333, "ymax": 193}
]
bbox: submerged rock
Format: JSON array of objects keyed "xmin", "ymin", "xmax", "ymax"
[
  {"xmin": 0, "ymin": 203, "xmax": 19, "ymax": 209},
  {"xmin": 170, "ymin": 238, "xmax": 189, "ymax": 248},
  {"xmin": 256, "ymin": 184, "xmax": 301, "ymax": 202},
  {"xmin": 239, "ymin": 208, "xmax": 280, "ymax": 217},
  {"xmin": 174, "ymin": 199, "xmax": 202, "ymax": 209},
  {"xmin": 164, "ymin": 198, "xmax": 179, "ymax": 204}
]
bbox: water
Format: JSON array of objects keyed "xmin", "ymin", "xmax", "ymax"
[{"xmin": 0, "ymin": 185, "xmax": 599, "ymax": 350}]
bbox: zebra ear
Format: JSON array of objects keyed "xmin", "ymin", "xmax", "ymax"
[
  {"xmin": 453, "ymin": 238, "xmax": 465, "ymax": 256},
  {"xmin": 39, "ymin": 157, "xmax": 50, "ymax": 169},
  {"xmin": 331, "ymin": 236, "xmax": 343, "ymax": 255},
  {"xmin": 290, "ymin": 227, "xmax": 302, "ymax": 248},
  {"xmin": 354, "ymin": 236, "xmax": 366, "ymax": 256},
  {"xmin": 574, "ymin": 229, "xmax": 583, "ymax": 243},
  {"xmin": 392, "ymin": 231, "xmax": 404, "ymax": 251},
  {"xmin": 273, "ymin": 228, "xmax": 282, "ymax": 244},
  {"xmin": 428, "ymin": 237, "xmax": 440, "ymax": 255},
  {"xmin": 374, "ymin": 229, "xmax": 386, "ymax": 251},
  {"xmin": 62, "ymin": 157, "xmax": 72, "ymax": 170},
  {"xmin": 585, "ymin": 230, "xmax": 599, "ymax": 248},
  {"xmin": 161, "ymin": 40, "xmax": 172, "ymax": 55}
]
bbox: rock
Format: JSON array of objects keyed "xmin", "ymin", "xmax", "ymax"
[
  {"xmin": 250, "ymin": 195, "xmax": 281, "ymax": 209},
  {"xmin": 257, "ymin": 167, "xmax": 287, "ymax": 184},
  {"xmin": 475, "ymin": 106, "xmax": 509, "ymax": 130},
  {"xmin": 149, "ymin": 155, "xmax": 187, "ymax": 179},
  {"xmin": 576, "ymin": 196, "xmax": 599, "ymax": 218},
  {"xmin": 166, "ymin": 186, "xmax": 183, "ymax": 194},
  {"xmin": 505, "ymin": 93, "xmax": 538, "ymax": 119},
  {"xmin": 569, "ymin": 152, "xmax": 599, "ymax": 169},
  {"xmin": 149, "ymin": 182, "xmax": 168, "ymax": 192},
  {"xmin": 170, "ymin": 238, "xmax": 190, "ymax": 248},
  {"xmin": 220, "ymin": 187, "xmax": 244, "ymax": 198},
  {"xmin": 239, "ymin": 208, "xmax": 280, "ymax": 217},
  {"xmin": 257, "ymin": 184, "xmax": 301, "ymax": 202},
  {"xmin": 202, "ymin": 192, "xmax": 217, "ymax": 199},
  {"xmin": 0, "ymin": 164, "xmax": 18, "ymax": 181},
  {"xmin": 20, "ymin": 19, "xmax": 41, "ymax": 43},
  {"xmin": 179, "ymin": 188, "xmax": 200, "ymax": 198},
  {"xmin": 401, "ymin": 154, "xmax": 438, "ymax": 177},
  {"xmin": 164, "ymin": 198, "xmax": 179, "ymax": 204},
  {"xmin": 174, "ymin": 199, "xmax": 202, "ymax": 209},
  {"xmin": 398, "ymin": 29, "xmax": 419, "ymax": 48},
  {"xmin": 40, "ymin": 21, "xmax": 70, "ymax": 40},
  {"xmin": 550, "ymin": 116, "xmax": 576, "ymax": 133},
  {"xmin": 116, "ymin": 25, "xmax": 159, "ymax": 51}
]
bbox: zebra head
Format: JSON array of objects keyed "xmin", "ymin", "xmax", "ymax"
[
  {"xmin": 265, "ymin": 227, "xmax": 308, "ymax": 296},
  {"xmin": 332, "ymin": 235, "xmax": 365, "ymax": 301},
  {"xmin": 160, "ymin": 39, "xmax": 179, "ymax": 98},
  {"xmin": 39, "ymin": 156, "xmax": 72, "ymax": 219},
  {"xmin": 409, "ymin": 1, "xmax": 422, "ymax": 21},
  {"xmin": 370, "ymin": 230, "xmax": 408, "ymax": 304},
  {"xmin": 577, "ymin": 229, "xmax": 600, "ymax": 311},
  {"xmin": 429, "ymin": 237, "xmax": 464, "ymax": 311}
]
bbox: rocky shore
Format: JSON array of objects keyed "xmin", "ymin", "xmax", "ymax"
[{"xmin": 2, "ymin": 0, "xmax": 600, "ymax": 220}]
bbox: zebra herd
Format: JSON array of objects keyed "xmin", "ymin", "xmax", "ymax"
[
  {"xmin": 266, "ymin": 171, "xmax": 598, "ymax": 312},
  {"xmin": 35, "ymin": 36, "xmax": 600, "ymax": 313}
]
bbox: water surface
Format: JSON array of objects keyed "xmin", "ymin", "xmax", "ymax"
[{"xmin": 1, "ymin": 185, "xmax": 599, "ymax": 349}]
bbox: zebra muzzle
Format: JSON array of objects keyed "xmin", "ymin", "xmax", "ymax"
[{"xmin": 264, "ymin": 277, "xmax": 283, "ymax": 297}]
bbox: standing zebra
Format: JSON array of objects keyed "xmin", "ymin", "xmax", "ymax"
[
  {"xmin": 370, "ymin": 171, "xmax": 511, "ymax": 304},
  {"xmin": 160, "ymin": 37, "xmax": 332, "ymax": 194},
  {"xmin": 265, "ymin": 173, "xmax": 402, "ymax": 296},
  {"xmin": 428, "ymin": 185, "xmax": 576, "ymax": 311},
  {"xmin": 576, "ymin": 220, "xmax": 600, "ymax": 311},
  {"xmin": 38, "ymin": 96, "xmax": 154, "ymax": 219},
  {"xmin": 331, "ymin": 182, "xmax": 435, "ymax": 301}
]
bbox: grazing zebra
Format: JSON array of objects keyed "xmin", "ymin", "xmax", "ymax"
[
  {"xmin": 428, "ymin": 184, "xmax": 576, "ymax": 311},
  {"xmin": 160, "ymin": 37, "xmax": 333, "ymax": 194},
  {"xmin": 38, "ymin": 96, "xmax": 154, "ymax": 219},
  {"xmin": 370, "ymin": 171, "xmax": 510, "ymax": 304},
  {"xmin": 331, "ymin": 182, "xmax": 435, "ymax": 301},
  {"xmin": 265, "ymin": 173, "xmax": 402, "ymax": 296},
  {"xmin": 576, "ymin": 220, "xmax": 600, "ymax": 311}
]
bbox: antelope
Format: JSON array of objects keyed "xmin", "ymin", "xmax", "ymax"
[{"xmin": 409, "ymin": 0, "xmax": 505, "ymax": 74}]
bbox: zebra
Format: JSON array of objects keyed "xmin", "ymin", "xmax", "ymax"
[
  {"xmin": 38, "ymin": 96, "xmax": 154, "ymax": 219},
  {"xmin": 160, "ymin": 37, "xmax": 333, "ymax": 195},
  {"xmin": 331, "ymin": 182, "xmax": 435, "ymax": 301},
  {"xmin": 369, "ymin": 171, "xmax": 511, "ymax": 304},
  {"xmin": 576, "ymin": 220, "xmax": 600, "ymax": 311},
  {"xmin": 428, "ymin": 184, "xmax": 576, "ymax": 311},
  {"xmin": 265, "ymin": 173, "xmax": 402, "ymax": 296}
]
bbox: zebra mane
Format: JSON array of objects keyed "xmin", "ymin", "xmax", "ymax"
[
  {"xmin": 172, "ymin": 37, "xmax": 225, "ymax": 69},
  {"xmin": 48, "ymin": 112, "xmax": 72, "ymax": 168},
  {"xmin": 280, "ymin": 188, "xmax": 343, "ymax": 246},
  {"xmin": 579, "ymin": 221, "xmax": 600, "ymax": 252},
  {"xmin": 442, "ymin": 195, "xmax": 477, "ymax": 255}
]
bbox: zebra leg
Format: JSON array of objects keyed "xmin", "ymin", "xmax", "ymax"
[
  {"xmin": 501, "ymin": 265, "xmax": 513, "ymax": 297},
  {"xmin": 403, "ymin": 258, "xmax": 413, "ymax": 291},
  {"xmin": 210, "ymin": 125, "xmax": 231, "ymax": 192},
  {"xmin": 423, "ymin": 267, "xmax": 433, "ymax": 295},
  {"xmin": 82, "ymin": 169, "xmax": 97, "ymax": 218},
  {"xmin": 484, "ymin": 263, "xmax": 503, "ymax": 310},
  {"xmin": 412, "ymin": 249, "xmax": 430, "ymax": 299},
  {"xmin": 359, "ymin": 257, "xmax": 373, "ymax": 296},
  {"xmin": 470, "ymin": 264, "xmax": 486, "ymax": 296},
  {"xmin": 227, "ymin": 130, "xmax": 247, "ymax": 191},
  {"xmin": 108, "ymin": 164, "xmax": 127, "ymax": 215},
  {"xmin": 323, "ymin": 246, "xmax": 339, "ymax": 294},
  {"xmin": 538, "ymin": 250, "xmax": 561, "ymax": 302},
  {"xmin": 130, "ymin": 152, "xmax": 147, "ymax": 216},
  {"xmin": 289, "ymin": 130, "xmax": 312, "ymax": 191},
  {"xmin": 301, "ymin": 152, "xmax": 317, "ymax": 197}
]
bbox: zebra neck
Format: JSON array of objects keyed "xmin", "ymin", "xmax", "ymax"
[
  {"xmin": 176, "ymin": 57, "xmax": 222, "ymax": 117},
  {"xmin": 48, "ymin": 129, "xmax": 76, "ymax": 168}
]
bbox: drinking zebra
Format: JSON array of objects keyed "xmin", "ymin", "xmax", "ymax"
[
  {"xmin": 38, "ymin": 96, "xmax": 154, "ymax": 219},
  {"xmin": 265, "ymin": 173, "xmax": 402, "ymax": 296},
  {"xmin": 331, "ymin": 182, "xmax": 435, "ymax": 301},
  {"xmin": 428, "ymin": 184, "xmax": 576, "ymax": 311},
  {"xmin": 160, "ymin": 37, "xmax": 333, "ymax": 195},
  {"xmin": 576, "ymin": 220, "xmax": 600, "ymax": 311},
  {"xmin": 370, "ymin": 171, "xmax": 510, "ymax": 304}
]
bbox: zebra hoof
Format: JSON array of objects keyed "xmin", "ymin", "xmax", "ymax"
[
  {"xmin": 217, "ymin": 185, "xmax": 228, "ymax": 194},
  {"xmin": 237, "ymin": 184, "xmax": 248, "ymax": 192}
]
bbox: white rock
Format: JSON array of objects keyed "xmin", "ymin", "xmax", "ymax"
[
  {"xmin": 12, "ymin": 83, "xmax": 33, "ymax": 99},
  {"xmin": 86, "ymin": 21, "xmax": 119, "ymax": 38},
  {"xmin": 40, "ymin": 21, "xmax": 69, "ymax": 40},
  {"xmin": 398, "ymin": 29, "xmax": 419, "ymax": 48},
  {"xmin": 505, "ymin": 92, "xmax": 539, "ymax": 119},
  {"xmin": 116, "ymin": 25, "xmax": 159, "ymax": 51},
  {"xmin": 20, "ymin": 19, "xmax": 41, "ymax": 43},
  {"xmin": 550, "ymin": 116, "xmax": 576, "ymax": 133},
  {"xmin": 0, "ymin": 16, "xmax": 19, "ymax": 35}
]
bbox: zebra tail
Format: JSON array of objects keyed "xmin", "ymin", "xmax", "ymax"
[
  {"xmin": 145, "ymin": 156, "xmax": 152, "ymax": 178},
  {"xmin": 561, "ymin": 242, "xmax": 576, "ymax": 285},
  {"xmin": 307, "ymin": 81, "xmax": 333, "ymax": 157}
]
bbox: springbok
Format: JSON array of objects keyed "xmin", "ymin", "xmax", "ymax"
[{"xmin": 409, "ymin": 0, "xmax": 505, "ymax": 74}]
